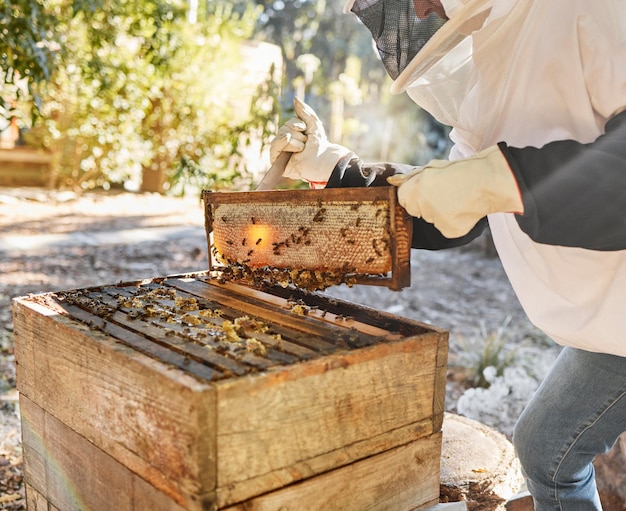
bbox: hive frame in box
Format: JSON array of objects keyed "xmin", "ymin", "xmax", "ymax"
[{"xmin": 202, "ymin": 187, "xmax": 413, "ymax": 291}]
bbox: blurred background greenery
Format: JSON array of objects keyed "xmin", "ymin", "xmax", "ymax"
[{"xmin": 0, "ymin": 0, "xmax": 449, "ymax": 194}]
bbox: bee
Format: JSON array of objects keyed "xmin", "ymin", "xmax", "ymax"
[
  {"xmin": 226, "ymin": 240, "xmax": 234, "ymax": 246},
  {"xmin": 256, "ymin": 238, "xmax": 263, "ymax": 245},
  {"xmin": 247, "ymin": 249, "xmax": 254, "ymax": 256},
  {"xmin": 355, "ymin": 217, "xmax": 362, "ymax": 227},
  {"xmin": 221, "ymin": 216, "xmax": 228, "ymax": 222},
  {"xmin": 241, "ymin": 238, "xmax": 246, "ymax": 246},
  {"xmin": 251, "ymin": 217, "xmax": 257, "ymax": 224},
  {"xmin": 372, "ymin": 238, "xmax": 389, "ymax": 257},
  {"xmin": 341, "ymin": 262, "xmax": 355, "ymax": 272},
  {"xmin": 313, "ymin": 208, "xmax": 326, "ymax": 222}
]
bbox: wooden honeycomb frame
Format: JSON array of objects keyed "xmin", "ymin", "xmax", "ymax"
[{"xmin": 202, "ymin": 187, "xmax": 412, "ymax": 290}]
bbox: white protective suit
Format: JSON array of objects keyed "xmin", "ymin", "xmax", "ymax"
[{"xmin": 402, "ymin": 0, "xmax": 626, "ymax": 356}]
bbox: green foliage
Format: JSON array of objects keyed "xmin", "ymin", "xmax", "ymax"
[
  {"xmin": 168, "ymin": 65, "xmax": 282, "ymax": 196},
  {"xmin": 10, "ymin": 0, "xmax": 278, "ymax": 192},
  {"xmin": 2, "ymin": 0, "xmax": 448, "ymax": 191},
  {"xmin": 1, "ymin": 0, "xmax": 58, "ymax": 120}
]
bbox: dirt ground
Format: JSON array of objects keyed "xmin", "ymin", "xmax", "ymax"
[{"xmin": 0, "ymin": 187, "xmax": 550, "ymax": 508}]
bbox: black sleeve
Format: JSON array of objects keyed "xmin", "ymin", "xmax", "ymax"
[
  {"xmin": 499, "ymin": 110, "xmax": 626, "ymax": 251},
  {"xmin": 326, "ymin": 154, "xmax": 488, "ymax": 250}
]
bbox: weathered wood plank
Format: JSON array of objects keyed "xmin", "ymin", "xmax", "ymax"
[
  {"xmin": 13, "ymin": 298, "xmax": 217, "ymax": 510},
  {"xmin": 98, "ymin": 285, "xmax": 297, "ymax": 369},
  {"xmin": 174, "ymin": 277, "xmax": 403, "ymax": 347},
  {"xmin": 62, "ymin": 301, "xmax": 224, "ymax": 379},
  {"xmin": 24, "ymin": 483, "xmax": 49, "ymax": 511},
  {"xmin": 390, "ymin": 190, "xmax": 413, "ymax": 290},
  {"xmin": 214, "ymin": 332, "xmax": 441, "ymax": 502},
  {"xmin": 207, "ymin": 277, "xmax": 438, "ymax": 337},
  {"xmin": 21, "ymin": 396, "xmax": 190, "ymax": 511},
  {"xmin": 222, "ymin": 433, "xmax": 442, "ymax": 511},
  {"xmin": 171, "ymin": 279, "xmax": 362, "ymax": 353},
  {"xmin": 433, "ymin": 332, "xmax": 449, "ymax": 432},
  {"xmin": 139, "ymin": 281, "xmax": 319, "ymax": 360},
  {"xmin": 203, "ymin": 186, "xmax": 398, "ymax": 205},
  {"xmin": 64, "ymin": 295, "xmax": 250, "ymax": 377},
  {"xmin": 22, "ymin": 398, "xmax": 47, "ymax": 508},
  {"xmin": 216, "ymin": 419, "xmax": 436, "ymax": 508}
]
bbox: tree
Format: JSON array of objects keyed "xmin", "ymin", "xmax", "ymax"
[
  {"xmin": 2, "ymin": 0, "xmax": 281, "ymax": 192},
  {"xmin": 1, "ymin": 0, "xmax": 447, "ymax": 190},
  {"xmin": 1, "ymin": 0, "xmax": 59, "ymax": 124}
]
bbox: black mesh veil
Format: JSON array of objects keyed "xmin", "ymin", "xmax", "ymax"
[{"xmin": 347, "ymin": 0, "xmax": 447, "ymax": 80}]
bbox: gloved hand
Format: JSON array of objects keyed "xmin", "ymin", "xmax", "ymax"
[
  {"xmin": 269, "ymin": 97, "xmax": 352, "ymax": 188},
  {"xmin": 387, "ymin": 145, "xmax": 524, "ymax": 238}
]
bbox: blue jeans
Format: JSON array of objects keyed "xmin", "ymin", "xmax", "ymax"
[{"xmin": 513, "ymin": 347, "xmax": 626, "ymax": 510}]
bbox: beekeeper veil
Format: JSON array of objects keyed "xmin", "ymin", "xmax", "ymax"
[
  {"xmin": 342, "ymin": 0, "xmax": 448, "ymax": 80},
  {"xmin": 344, "ymin": 0, "xmax": 494, "ymax": 127}
]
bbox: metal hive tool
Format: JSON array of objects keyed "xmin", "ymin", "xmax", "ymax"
[{"xmin": 202, "ymin": 187, "xmax": 413, "ymax": 290}]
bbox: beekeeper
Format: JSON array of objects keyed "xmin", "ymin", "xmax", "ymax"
[{"xmin": 269, "ymin": 0, "xmax": 626, "ymax": 508}]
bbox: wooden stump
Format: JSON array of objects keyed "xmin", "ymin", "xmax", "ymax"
[{"xmin": 439, "ymin": 414, "xmax": 524, "ymax": 511}]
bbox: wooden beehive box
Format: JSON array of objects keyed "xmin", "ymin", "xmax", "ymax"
[{"xmin": 13, "ymin": 273, "xmax": 447, "ymax": 511}]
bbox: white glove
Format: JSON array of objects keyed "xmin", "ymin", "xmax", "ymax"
[
  {"xmin": 269, "ymin": 97, "xmax": 351, "ymax": 188},
  {"xmin": 387, "ymin": 145, "xmax": 524, "ymax": 238}
]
